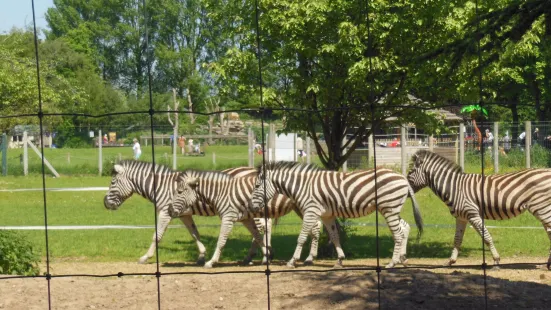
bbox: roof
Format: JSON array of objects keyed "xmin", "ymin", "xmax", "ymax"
[{"xmin": 385, "ymin": 94, "xmax": 463, "ymax": 123}]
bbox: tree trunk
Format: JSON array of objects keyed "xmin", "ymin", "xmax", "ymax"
[{"xmin": 472, "ymin": 118, "xmax": 482, "ymax": 150}]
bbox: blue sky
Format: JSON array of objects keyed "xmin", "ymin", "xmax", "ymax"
[{"xmin": 0, "ymin": 0, "xmax": 54, "ymax": 34}]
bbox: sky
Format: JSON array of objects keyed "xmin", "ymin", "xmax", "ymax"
[{"xmin": 0, "ymin": 0, "xmax": 54, "ymax": 34}]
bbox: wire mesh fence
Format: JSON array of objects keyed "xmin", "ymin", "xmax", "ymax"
[{"xmin": 2, "ymin": 0, "xmax": 551, "ymax": 309}]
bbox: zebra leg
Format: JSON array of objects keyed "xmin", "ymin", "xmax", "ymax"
[
  {"xmin": 241, "ymin": 218, "xmax": 270, "ymax": 265},
  {"xmin": 304, "ymin": 220, "xmax": 322, "ymax": 266},
  {"xmin": 139, "ymin": 209, "xmax": 172, "ymax": 264},
  {"xmin": 469, "ymin": 216, "xmax": 501, "ymax": 268},
  {"xmin": 179, "ymin": 215, "xmax": 207, "ymax": 266},
  {"xmin": 288, "ymin": 212, "xmax": 319, "ymax": 268},
  {"xmin": 399, "ymin": 219, "xmax": 411, "ymax": 266},
  {"xmin": 384, "ymin": 215, "xmax": 405, "ymax": 269},
  {"xmin": 446, "ymin": 218, "xmax": 467, "ymax": 266},
  {"xmin": 544, "ymin": 225, "xmax": 551, "ymax": 270},
  {"xmin": 243, "ymin": 218, "xmax": 272, "ymax": 265},
  {"xmin": 321, "ymin": 217, "xmax": 346, "ymax": 268},
  {"xmin": 205, "ymin": 217, "xmax": 235, "ymax": 268}
]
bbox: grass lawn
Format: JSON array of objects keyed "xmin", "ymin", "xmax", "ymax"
[{"xmin": 0, "ymin": 145, "xmax": 549, "ymax": 265}]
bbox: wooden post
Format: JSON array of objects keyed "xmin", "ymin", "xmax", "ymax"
[
  {"xmin": 368, "ymin": 134, "xmax": 374, "ymax": 168},
  {"xmin": 493, "ymin": 122, "xmax": 499, "ymax": 173},
  {"xmin": 1, "ymin": 133, "xmax": 7, "ymax": 176},
  {"xmin": 459, "ymin": 123, "xmax": 465, "ymax": 172},
  {"xmin": 525, "ymin": 121, "xmax": 531, "ymax": 168},
  {"xmin": 23, "ymin": 131, "xmax": 28, "ymax": 176},
  {"xmin": 269, "ymin": 123, "xmax": 276, "ymax": 161},
  {"xmin": 400, "ymin": 126, "xmax": 407, "ymax": 176},
  {"xmin": 306, "ymin": 136, "xmax": 311, "ymax": 164},
  {"xmin": 248, "ymin": 127, "xmax": 254, "ymax": 167},
  {"xmin": 293, "ymin": 133, "xmax": 297, "ymax": 162},
  {"xmin": 98, "ymin": 129, "xmax": 103, "ymax": 176}
]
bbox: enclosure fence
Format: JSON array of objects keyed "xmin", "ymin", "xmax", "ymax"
[{"xmin": 2, "ymin": 0, "xmax": 551, "ymax": 309}]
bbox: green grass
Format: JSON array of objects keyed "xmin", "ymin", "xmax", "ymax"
[
  {"xmin": 0, "ymin": 184, "xmax": 547, "ymax": 264},
  {"xmin": 0, "ymin": 145, "xmax": 549, "ymax": 265}
]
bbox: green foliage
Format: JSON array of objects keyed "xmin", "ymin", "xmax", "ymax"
[{"xmin": 0, "ymin": 230, "xmax": 40, "ymax": 276}]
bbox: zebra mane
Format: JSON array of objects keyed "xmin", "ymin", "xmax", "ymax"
[
  {"xmin": 414, "ymin": 150, "xmax": 462, "ymax": 174},
  {"xmin": 113, "ymin": 160, "xmax": 175, "ymax": 175},
  {"xmin": 256, "ymin": 161, "xmax": 321, "ymax": 173}
]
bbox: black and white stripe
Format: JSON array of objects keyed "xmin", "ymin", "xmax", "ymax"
[
  {"xmin": 103, "ymin": 160, "xmax": 268, "ymax": 265},
  {"xmin": 250, "ymin": 161, "xmax": 423, "ymax": 268},
  {"xmin": 407, "ymin": 150, "xmax": 551, "ymax": 268},
  {"xmin": 169, "ymin": 169, "xmax": 322, "ymax": 268}
]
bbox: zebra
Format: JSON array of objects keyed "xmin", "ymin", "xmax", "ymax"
[
  {"xmin": 168, "ymin": 169, "xmax": 323, "ymax": 268},
  {"xmin": 407, "ymin": 149, "xmax": 551, "ymax": 269},
  {"xmin": 103, "ymin": 160, "xmax": 272, "ymax": 265},
  {"xmin": 249, "ymin": 161, "xmax": 423, "ymax": 268}
]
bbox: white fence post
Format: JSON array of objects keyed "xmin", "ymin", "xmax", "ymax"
[
  {"xmin": 493, "ymin": 122, "xmax": 499, "ymax": 173},
  {"xmin": 400, "ymin": 125, "xmax": 407, "ymax": 176},
  {"xmin": 459, "ymin": 123, "xmax": 465, "ymax": 172},
  {"xmin": 306, "ymin": 136, "xmax": 311, "ymax": 164},
  {"xmin": 98, "ymin": 129, "xmax": 102, "ymax": 176},
  {"xmin": 525, "ymin": 121, "xmax": 531, "ymax": 168},
  {"xmin": 368, "ymin": 134, "xmax": 374, "ymax": 168},
  {"xmin": 248, "ymin": 127, "xmax": 254, "ymax": 167},
  {"xmin": 23, "ymin": 131, "xmax": 28, "ymax": 176}
]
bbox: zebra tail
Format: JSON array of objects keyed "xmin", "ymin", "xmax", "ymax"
[{"xmin": 408, "ymin": 184, "xmax": 424, "ymax": 239}]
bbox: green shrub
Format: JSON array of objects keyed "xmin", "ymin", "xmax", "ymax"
[{"xmin": 0, "ymin": 230, "xmax": 40, "ymax": 276}]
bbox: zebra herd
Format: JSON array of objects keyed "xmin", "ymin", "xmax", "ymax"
[{"xmin": 104, "ymin": 150, "xmax": 551, "ymax": 269}]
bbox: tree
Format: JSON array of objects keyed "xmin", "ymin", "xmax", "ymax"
[{"xmin": 209, "ymin": 0, "xmax": 447, "ymax": 170}]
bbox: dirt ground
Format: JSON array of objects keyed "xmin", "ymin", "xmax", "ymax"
[{"xmin": 1, "ymin": 257, "xmax": 551, "ymax": 310}]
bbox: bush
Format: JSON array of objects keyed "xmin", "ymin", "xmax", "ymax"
[{"xmin": 0, "ymin": 230, "xmax": 40, "ymax": 276}]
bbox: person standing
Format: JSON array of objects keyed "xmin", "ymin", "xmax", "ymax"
[
  {"xmin": 178, "ymin": 136, "xmax": 186, "ymax": 154},
  {"xmin": 296, "ymin": 135, "xmax": 304, "ymax": 162},
  {"xmin": 133, "ymin": 138, "xmax": 142, "ymax": 160},
  {"xmin": 533, "ymin": 128, "xmax": 539, "ymax": 145}
]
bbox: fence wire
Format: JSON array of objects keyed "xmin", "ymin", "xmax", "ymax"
[{"xmin": 2, "ymin": 0, "xmax": 551, "ymax": 310}]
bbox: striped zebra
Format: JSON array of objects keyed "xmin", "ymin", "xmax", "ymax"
[
  {"xmin": 249, "ymin": 161, "xmax": 423, "ymax": 268},
  {"xmin": 407, "ymin": 150, "xmax": 551, "ymax": 269},
  {"xmin": 103, "ymin": 160, "xmax": 271, "ymax": 265},
  {"xmin": 168, "ymin": 169, "xmax": 323, "ymax": 268}
]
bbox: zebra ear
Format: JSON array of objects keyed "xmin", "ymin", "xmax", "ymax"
[
  {"xmin": 186, "ymin": 177, "xmax": 199, "ymax": 188},
  {"xmin": 114, "ymin": 164, "xmax": 125, "ymax": 174}
]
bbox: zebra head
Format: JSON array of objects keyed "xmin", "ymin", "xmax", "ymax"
[
  {"xmin": 407, "ymin": 151, "xmax": 429, "ymax": 192},
  {"xmin": 249, "ymin": 166, "xmax": 276, "ymax": 214},
  {"xmin": 104, "ymin": 164, "xmax": 134, "ymax": 210},
  {"xmin": 168, "ymin": 175, "xmax": 198, "ymax": 217}
]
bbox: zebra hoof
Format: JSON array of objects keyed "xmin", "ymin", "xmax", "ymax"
[
  {"xmin": 204, "ymin": 262, "xmax": 214, "ymax": 269},
  {"xmin": 196, "ymin": 257, "xmax": 206, "ymax": 266},
  {"xmin": 492, "ymin": 265, "xmax": 500, "ymax": 271},
  {"xmin": 286, "ymin": 261, "xmax": 296, "ymax": 268},
  {"xmin": 547, "ymin": 262, "xmax": 551, "ymax": 270},
  {"xmin": 303, "ymin": 260, "xmax": 314, "ymax": 266},
  {"xmin": 385, "ymin": 262, "xmax": 396, "ymax": 269},
  {"xmin": 444, "ymin": 259, "xmax": 455, "ymax": 267}
]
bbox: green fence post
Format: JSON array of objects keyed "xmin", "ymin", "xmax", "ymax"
[{"xmin": 1, "ymin": 133, "xmax": 7, "ymax": 176}]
